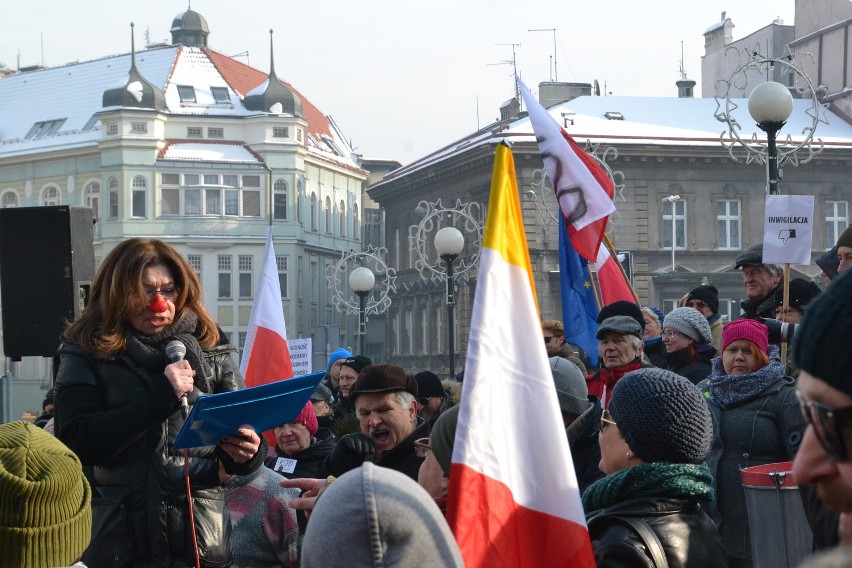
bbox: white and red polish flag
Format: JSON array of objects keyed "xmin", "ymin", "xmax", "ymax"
[
  {"xmin": 446, "ymin": 143, "xmax": 596, "ymax": 567},
  {"xmin": 240, "ymin": 227, "xmax": 293, "ymax": 387},
  {"xmin": 518, "ymin": 77, "xmax": 634, "ymax": 305}
]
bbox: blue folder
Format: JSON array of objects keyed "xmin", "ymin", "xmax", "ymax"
[{"xmin": 173, "ymin": 370, "xmax": 325, "ymax": 450}]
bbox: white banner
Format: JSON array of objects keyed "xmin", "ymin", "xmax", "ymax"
[
  {"xmin": 763, "ymin": 195, "xmax": 814, "ymax": 265},
  {"xmin": 288, "ymin": 338, "xmax": 313, "ymax": 377}
]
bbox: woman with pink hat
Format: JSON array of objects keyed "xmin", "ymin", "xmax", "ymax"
[{"xmin": 697, "ymin": 318, "xmax": 805, "ymax": 567}]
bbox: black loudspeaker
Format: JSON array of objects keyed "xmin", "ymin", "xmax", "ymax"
[{"xmin": 0, "ymin": 206, "xmax": 95, "ymax": 359}]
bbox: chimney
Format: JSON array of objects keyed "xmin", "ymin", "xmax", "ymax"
[{"xmin": 676, "ymin": 78, "xmax": 696, "ymax": 98}]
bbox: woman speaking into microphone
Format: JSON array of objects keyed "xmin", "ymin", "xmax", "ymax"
[{"xmin": 55, "ymin": 238, "xmax": 265, "ymax": 567}]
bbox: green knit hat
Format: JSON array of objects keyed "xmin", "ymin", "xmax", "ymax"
[{"xmin": 0, "ymin": 421, "xmax": 92, "ymax": 568}]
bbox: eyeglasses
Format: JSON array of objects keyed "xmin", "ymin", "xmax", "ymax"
[
  {"xmin": 685, "ymin": 300, "xmax": 707, "ymax": 310},
  {"xmin": 600, "ymin": 410, "xmax": 617, "ymax": 432},
  {"xmin": 417, "ymin": 396, "xmax": 434, "ymax": 406},
  {"xmin": 144, "ymin": 287, "xmax": 178, "ymax": 301},
  {"xmin": 661, "ymin": 330, "xmax": 685, "ymax": 339},
  {"xmin": 413, "ymin": 437, "xmax": 431, "ymax": 458},
  {"xmin": 796, "ymin": 391, "xmax": 852, "ymax": 461}
]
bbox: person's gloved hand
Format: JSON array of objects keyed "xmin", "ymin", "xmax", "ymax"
[{"xmin": 327, "ymin": 433, "xmax": 374, "ymax": 477}]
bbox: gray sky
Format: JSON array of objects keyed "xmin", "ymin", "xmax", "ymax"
[{"xmin": 3, "ymin": 0, "xmax": 795, "ymax": 165}]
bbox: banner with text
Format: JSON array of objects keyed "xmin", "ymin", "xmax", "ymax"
[
  {"xmin": 288, "ymin": 338, "xmax": 313, "ymax": 377},
  {"xmin": 763, "ymin": 194, "xmax": 814, "ymax": 265}
]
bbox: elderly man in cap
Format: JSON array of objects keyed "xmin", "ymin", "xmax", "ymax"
[
  {"xmin": 735, "ymin": 244, "xmax": 783, "ymax": 319},
  {"xmin": 585, "ymin": 315, "xmax": 647, "ymax": 409},
  {"xmin": 327, "ymin": 363, "xmax": 429, "ymax": 480},
  {"xmin": 792, "ymin": 269, "xmax": 852, "ymax": 553}
]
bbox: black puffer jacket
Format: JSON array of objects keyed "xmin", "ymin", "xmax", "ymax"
[
  {"xmin": 55, "ymin": 337, "xmax": 265, "ymax": 568},
  {"xmin": 587, "ymin": 498, "xmax": 728, "ymax": 568},
  {"xmin": 265, "ymin": 427, "xmax": 336, "ymax": 479},
  {"xmin": 740, "ymin": 285, "xmax": 781, "ymax": 319}
]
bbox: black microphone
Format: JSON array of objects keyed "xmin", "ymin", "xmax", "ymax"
[{"xmin": 166, "ymin": 340, "xmax": 189, "ymax": 418}]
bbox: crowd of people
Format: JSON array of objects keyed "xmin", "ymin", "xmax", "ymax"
[{"xmin": 1, "ymin": 229, "xmax": 852, "ymax": 567}]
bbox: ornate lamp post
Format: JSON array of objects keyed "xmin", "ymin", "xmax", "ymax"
[
  {"xmin": 327, "ymin": 246, "xmax": 396, "ymax": 357},
  {"xmin": 348, "ymin": 266, "xmax": 375, "ymax": 355},
  {"xmin": 715, "ymin": 46, "xmax": 827, "ymax": 195},
  {"xmin": 409, "ymin": 199, "xmax": 483, "ymax": 377},
  {"xmin": 433, "ymin": 227, "xmax": 465, "ymax": 377},
  {"xmin": 747, "ymin": 82, "xmax": 794, "ymax": 195}
]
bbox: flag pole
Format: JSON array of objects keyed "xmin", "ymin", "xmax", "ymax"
[
  {"xmin": 587, "ymin": 263, "xmax": 604, "ymax": 311},
  {"xmin": 602, "ymin": 234, "xmax": 641, "ymax": 304},
  {"xmin": 780, "ymin": 263, "xmax": 790, "ymax": 367}
]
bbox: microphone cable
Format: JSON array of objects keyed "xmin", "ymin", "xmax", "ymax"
[{"xmin": 183, "ymin": 447, "xmax": 201, "ymax": 568}]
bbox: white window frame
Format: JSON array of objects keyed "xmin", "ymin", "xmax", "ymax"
[
  {"xmin": 662, "ymin": 198, "xmax": 687, "ymax": 250},
  {"xmin": 716, "ymin": 199, "xmax": 741, "ymax": 250},
  {"xmin": 40, "ymin": 184, "xmax": 61, "ymax": 206},
  {"xmin": 826, "ymin": 201, "xmax": 848, "ymax": 249},
  {"xmin": 131, "ymin": 176, "xmax": 147, "ymax": 218}
]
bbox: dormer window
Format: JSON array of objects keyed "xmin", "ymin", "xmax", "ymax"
[
  {"xmin": 187, "ymin": 127, "xmax": 203, "ymax": 138},
  {"xmin": 82, "ymin": 115, "xmax": 100, "ymax": 132},
  {"xmin": 604, "ymin": 111, "xmax": 624, "ymax": 120},
  {"xmin": 211, "ymin": 87, "xmax": 230, "ymax": 103},
  {"xmin": 24, "ymin": 118, "xmax": 67, "ymax": 140},
  {"xmin": 178, "ymin": 85, "xmax": 197, "ymax": 103}
]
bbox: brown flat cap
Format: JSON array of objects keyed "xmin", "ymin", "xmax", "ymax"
[{"xmin": 350, "ymin": 363, "xmax": 418, "ymax": 402}]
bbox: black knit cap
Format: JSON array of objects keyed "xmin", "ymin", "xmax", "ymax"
[
  {"xmin": 815, "ymin": 246, "xmax": 840, "ymax": 281},
  {"xmin": 414, "ymin": 371, "xmax": 445, "ymax": 399},
  {"xmin": 596, "ymin": 300, "xmax": 645, "ymax": 331},
  {"xmin": 793, "ymin": 269, "xmax": 852, "ymax": 397},
  {"xmin": 350, "ymin": 363, "xmax": 418, "ymax": 402},
  {"xmin": 837, "ymin": 225, "xmax": 852, "ymax": 250},
  {"xmin": 773, "ymin": 278, "xmax": 821, "ymax": 310},
  {"xmin": 340, "ymin": 355, "xmax": 372, "ymax": 374},
  {"xmin": 609, "ymin": 368, "xmax": 712, "ymax": 464},
  {"xmin": 685, "ymin": 284, "xmax": 719, "ymax": 314}
]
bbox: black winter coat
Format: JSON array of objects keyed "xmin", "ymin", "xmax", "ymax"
[
  {"xmin": 265, "ymin": 427, "xmax": 336, "ymax": 479},
  {"xmin": 567, "ymin": 398, "xmax": 604, "ymax": 493},
  {"xmin": 587, "ymin": 497, "xmax": 728, "ymax": 568},
  {"xmin": 55, "ymin": 338, "xmax": 264, "ymax": 568}
]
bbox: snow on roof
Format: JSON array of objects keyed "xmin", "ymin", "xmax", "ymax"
[
  {"xmin": 160, "ymin": 142, "xmax": 260, "ymax": 162},
  {"xmin": 0, "ymin": 45, "xmax": 360, "ymax": 170},
  {"xmin": 375, "ymin": 95, "xmax": 852, "ymax": 186}
]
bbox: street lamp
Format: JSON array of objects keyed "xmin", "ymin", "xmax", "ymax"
[
  {"xmin": 434, "ymin": 227, "xmax": 465, "ymax": 377},
  {"xmin": 327, "ymin": 246, "xmax": 396, "ymax": 360},
  {"xmin": 349, "ymin": 266, "xmax": 375, "ymax": 355},
  {"xmin": 748, "ymin": 82, "xmax": 793, "ymax": 195},
  {"xmin": 662, "ymin": 195, "xmax": 681, "ymax": 272}
]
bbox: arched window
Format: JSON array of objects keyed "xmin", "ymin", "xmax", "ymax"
[
  {"xmin": 131, "ymin": 176, "xmax": 147, "ymax": 218},
  {"xmin": 352, "ymin": 203, "xmax": 359, "ymax": 240},
  {"xmin": 273, "ymin": 179, "xmax": 287, "ymax": 220},
  {"xmin": 84, "ymin": 181, "xmax": 100, "ymax": 219},
  {"xmin": 1, "ymin": 190, "xmax": 19, "ymax": 208},
  {"xmin": 40, "ymin": 185, "xmax": 60, "ymax": 206},
  {"xmin": 310, "ymin": 192, "xmax": 317, "ymax": 231},
  {"xmin": 339, "ymin": 200, "xmax": 346, "ymax": 237},
  {"xmin": 325, "ymin": 196, "xmax": 332, "ymax": 233},
  {"xmin": 108, "ymin": 177, "xmax": 119, "ymax": 219}
]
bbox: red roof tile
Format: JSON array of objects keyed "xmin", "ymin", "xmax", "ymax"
[{"xmin": 203, "ymin": 48, "xmax": 331, "ymax": 139}]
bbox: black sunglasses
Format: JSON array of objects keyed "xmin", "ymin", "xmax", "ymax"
[{"xmin": 796, "ymin": 390, "xmax": 852, "ymax": 461}]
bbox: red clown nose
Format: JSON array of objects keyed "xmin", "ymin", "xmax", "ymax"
[{"xmin": 148, "ymin": 294, "xmax": 169, "ymax": 313}]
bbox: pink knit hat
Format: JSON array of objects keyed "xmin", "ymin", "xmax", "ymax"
[
  {"xmin": 294, "ymin": 401, "xmax": 319, "ymax": 436},
  {"xmin": 722, "ymin": 319, "xmax": 769, "ymax": 354}
]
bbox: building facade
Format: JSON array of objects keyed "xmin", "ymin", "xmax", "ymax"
[{"xmin": 369, "ymin": 89, "xmax": 852, "ymax": 376}]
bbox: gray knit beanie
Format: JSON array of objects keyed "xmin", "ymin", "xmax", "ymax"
[
  {"xmin": 549, "ymin": 357, "xmax": 591, "ymax": 417},
  {"xmin": 609, "ymin": 369, "xmax": 712, "ymax": 464},
  {"xmin": 663, "ymin": 307, "xmax": 712, "ymax": 344},
  {"xmin": 301, "ymin": 462, "xmax": 463, "ymax": 567},
  {"xmin": 0, "ymin": 421, "xmax": 92, "ymax": 568}
]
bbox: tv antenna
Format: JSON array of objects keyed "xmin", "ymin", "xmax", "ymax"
[
  {"xmin": 489, "ymin": 42, "xmax": 521, "ymax": 104},
  {"xmin": 529, "ymin": 28, "xmax": 557, "ymax": 81}
]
